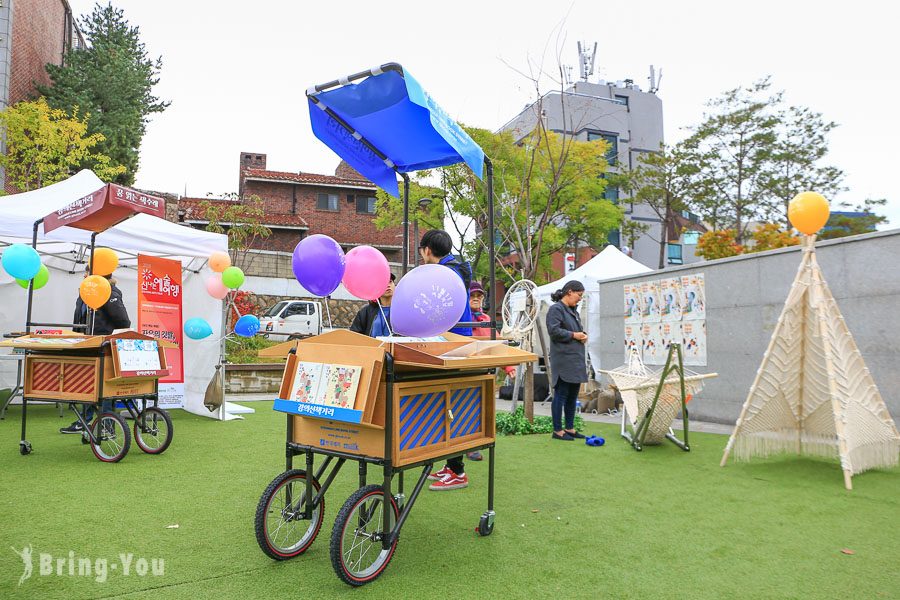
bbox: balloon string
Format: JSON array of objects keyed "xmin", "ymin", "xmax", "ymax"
[
  {"xmin": 324, "ymin": 296, "xmax": 333, "ymax": 330},
  {"xmin": 377, "ymin": 302, "xmax": 393, "ymax": 336}
]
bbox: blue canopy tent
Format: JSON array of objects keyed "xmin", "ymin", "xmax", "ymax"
[{"xmin": 306, "ymin": 62, "xmax": 496, "ymax": 336}]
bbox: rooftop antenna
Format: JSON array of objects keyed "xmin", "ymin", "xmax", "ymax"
[
  {"xmin": 577, "ymin": 41, "xmax": 597, "ymax": 82},
  {"xmin": 562, "ymin": 64, "xmax": 574, "ymax": 86},
  {"xmin": 648, "ymin": 64, "xmax": 663, "ymax": 94}
]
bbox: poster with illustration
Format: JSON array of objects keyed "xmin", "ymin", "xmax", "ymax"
[
  {"xmin": 641, "ymin": 322, "xmax": 665, "ymax": 364},
  {"xmin": 624, "ymin": 284, "xmax": 642, "ymax": 324},
  {"xmin": 681, "ymin": 274, "xmax": 706, "ymax": 320},
  {"xmin": 318, "ymin": 364, "xmax": 363, "ymax": 409},
  {"xmin": 624, "ymin": 324, "xmax": 641, "ymax": 361},
  {"xmin": 290, "ymin": 361, "xmax": 325, "ymax": 403},
  {"xmin": 640, "ymin": 281, "xmax": 661, "ymax": 323},
  {"xmin": 659, "ymin": 278, "xmax": 683, "ymax": 322},
  {"xmin": 681, "ymin": 320, "xmax": 707, "ymax": 366},
  {"xmin": 659, "ymin": 321, "xmax": 683, "ymax": 355}
]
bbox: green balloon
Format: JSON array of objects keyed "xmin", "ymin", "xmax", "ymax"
[
  {"xmin": 16, "ymin": 264, "xmax": 49, "ymax": 290},
  {"xmin": 221, "ymin": 266, "xmax": 245, "ymax": 289}
]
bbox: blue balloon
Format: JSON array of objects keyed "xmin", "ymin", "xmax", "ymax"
[
  {"xmin": 184, "ymin": 317, "xmax": 213, "ymax": 340},
  {"xmin": 234, "ymin": 314, "xmax": 260, "ymax": 338},
  {"xmin": 2, "ymin": 244, "xmax": 42, "ymax": 280}
]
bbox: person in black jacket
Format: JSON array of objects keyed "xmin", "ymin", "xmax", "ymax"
[
  {"xmin": 349, "ymin": 273, "xmax": 395, "ymax": 337},
  {"xmin": 546, "ymin": 280, "xmax": 588, "ymax": 441},
  {"xmin": 60, "ymin": 265, "xmax": 131, "ymax": 434}
]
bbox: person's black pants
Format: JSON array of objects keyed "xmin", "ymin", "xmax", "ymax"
[
  {"xmin": 552, "ymin": 379, "xmax": 581, "ymax": 431},
  {"xmin": 446, "ymin": 456, "xmax": 465, "ymax": 475}
]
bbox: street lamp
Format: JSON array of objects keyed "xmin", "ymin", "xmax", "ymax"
[{"xmin": 413, "ymin": 197, "xmax": 433, "ymax": 267}]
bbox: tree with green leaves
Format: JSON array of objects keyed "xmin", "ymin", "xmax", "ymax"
[
  {"xmin": 613, "ymin": 144, "xmax": 696, "ymax": 268},
  {"xmin": 0, "ymin": 97, "xmax": 125, "ymax": 191},
  {"xmin": 200, "ymin": 195, "xmax": 272, "ymax": 270},
  {"xmin": 682, "ymin": 78, "xmax": 781, "ymax": 242},
  {"xmin": 819, "ymin": 198, "xmax": 888, "ymax": 239},
  {"xmin": 39, "ymin": 3, "xmax": 169, "ymax": 184},
  {"xmin": 762, "ymin": 105, "xmax": 845, "ymax": 227}
]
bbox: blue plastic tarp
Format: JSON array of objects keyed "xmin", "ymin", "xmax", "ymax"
[{"xmin": 308, "ymin": 67, "xmax": 484, "ymax": 197}]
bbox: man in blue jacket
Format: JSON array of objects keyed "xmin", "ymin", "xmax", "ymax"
[{"xmin": 418, "ymin": 229, "xmax": 478, "ymax": 488}]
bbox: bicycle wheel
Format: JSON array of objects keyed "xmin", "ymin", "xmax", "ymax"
[
  {"xmin": 255, "ymin": 470, "xmax": 324, "ymax": 560},
  {"xmin": 90, "ymin": 412, "xmax": 131, "ymax": 463},
  {"xmin": 330, "ymin": 484, "xmax": 399, "ymax": 586},
  {"xmin": 133, "ymin": 406, "xmax": 173, "ymax": 454}
]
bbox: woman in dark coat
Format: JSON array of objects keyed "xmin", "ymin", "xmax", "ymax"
[{"xmin": 546, "ymin": 280, "xmax": 588, "ymax": 441}]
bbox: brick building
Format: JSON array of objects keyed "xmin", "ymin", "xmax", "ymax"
[
  {"xmin": 170, "ymin": 153, "xmax": 409, "ymax": 280},
  {"xmin": 1, "ymin": 0, "xmax": 84, "ymax": 189}
]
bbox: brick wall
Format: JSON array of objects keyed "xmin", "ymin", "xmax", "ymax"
[
  {"xmin": 243, "ymin": 179, "xmax": 405, "ymax": 262},
  {"xmin": 9, "ymin": 0, "xmax": 69, "ymax": 105}
]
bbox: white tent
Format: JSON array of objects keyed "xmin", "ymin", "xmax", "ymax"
[
  {"xmin": 0, "ymin": 171, "xmax": 229, "ymax": 419},
  {"xmin": 535, "ymin": 246, "xmax": 651, "ymax": 374}
]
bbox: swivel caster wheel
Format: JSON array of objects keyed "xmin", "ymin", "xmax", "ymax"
[{"xmin": 477, "ymin": 510, "xmax": 495, "ymax": 536}]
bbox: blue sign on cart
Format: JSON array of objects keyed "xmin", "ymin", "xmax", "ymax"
[{"xmin": 273, "ymin": 399, "xmax": 363, "ymax": 424}]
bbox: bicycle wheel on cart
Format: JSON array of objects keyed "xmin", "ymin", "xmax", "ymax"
[
  {"xmin": 330, "ymin": 484, "xmax": 400, "ymax": 586},
  {"xmin": 255, "ymin": 469, "xmax": 324, "ymax": 560},
  {"xmin": 90, "ymin": 412, "xmax": 131, "ymax": 463},
  {"xmin": 133, "ymin": 406, "xmax": 173, "ymax": 454}
]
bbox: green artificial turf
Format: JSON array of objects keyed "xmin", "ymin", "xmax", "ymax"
[{"xmin": 0, "ymin": 403, "xmax": 897, "ymax": 599}]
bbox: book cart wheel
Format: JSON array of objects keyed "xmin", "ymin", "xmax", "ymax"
[
  {"xmin": 255, "ymin": 469, "xmax": 324, "ymax": 560},
  {"xmin": 133, "ymin": 406, "xmax": 173, "ymax": 454},
  {"xmin": 90, "ymin": 412, "xmax": 131, "ymax": 463},
  {"xmin": 330, "ymin": 485, "xmax": 399, "ymax": 586}
]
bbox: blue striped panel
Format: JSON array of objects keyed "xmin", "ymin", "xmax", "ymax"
[
  {"xmin": 399, "ymin": 391, "xmax": 446, "ymax": 451},
  {"xmin": 450, "ymin": 386, "xmax": 482, "ymax": 439}
]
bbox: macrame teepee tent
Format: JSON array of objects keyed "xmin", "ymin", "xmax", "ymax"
[{"xmin": 721, "ymin": 236, "xmax": 900, "ymax": 489}]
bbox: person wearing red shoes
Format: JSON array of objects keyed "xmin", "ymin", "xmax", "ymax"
[
  {"xmin": 419, "ymin": 229, "xmax": 473, "ymax": 489},
  {"xmin": 546, "ymin": 280, "xmax": 588, "ymax": 441}
]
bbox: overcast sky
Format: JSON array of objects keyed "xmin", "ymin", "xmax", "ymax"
[{"xmin": 66, "ymin": 0, "xmax": 899, "ymax": 226}]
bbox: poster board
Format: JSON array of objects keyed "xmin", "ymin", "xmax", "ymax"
[{"xmin": 623, "ymin": 273, "xmax": 707, "ymax": 366}]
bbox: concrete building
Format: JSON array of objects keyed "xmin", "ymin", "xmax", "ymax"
[
  {"xmin": 1, "ymin": 0, "xmax": 83, "ymax": 189},
  {"xmin": 500, "ymin": 77, "xmax": 704, "ymax": 271}
]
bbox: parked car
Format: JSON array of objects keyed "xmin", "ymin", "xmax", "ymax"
[{"xmin": 259, "ymin": 300, "xmax": 323, "ymax": 340}]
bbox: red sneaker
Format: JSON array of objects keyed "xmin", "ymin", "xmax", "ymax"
[
  {"xmin": 429, "ymin": 471, "xmax": 468, "ymax": 491},
  {"xmin": 427, "ymin": 466, "xmax": 455, "ymax": 481}
]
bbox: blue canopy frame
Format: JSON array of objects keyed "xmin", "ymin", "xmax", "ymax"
[{"xmin": 306, "ymin": 62, "xmax": 496, "ymax": 336}]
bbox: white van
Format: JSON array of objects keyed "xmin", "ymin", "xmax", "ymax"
[{"xmin": 259, "ymin": 300, "xmax": 323, "ymax": 340}]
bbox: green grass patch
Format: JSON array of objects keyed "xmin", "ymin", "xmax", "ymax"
[
  {"xmin": 495, "ymin": 405, "xmax": 585, "ymax": 435},
  {"xmin": 0, "ymin": 403, "xmax": 897, "ymax": 599},
  {"xmin": 225, "ymin": 335, "xmax": 279, "ymax": 364}
]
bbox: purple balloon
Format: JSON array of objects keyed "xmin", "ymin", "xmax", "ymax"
[
  {"xmin": 292, "ymin": 234, "xmax": 345, "ymax": 296},
  {"xmin": 391, "ymin": 264, "xmax": 467, "ymax": 337}
]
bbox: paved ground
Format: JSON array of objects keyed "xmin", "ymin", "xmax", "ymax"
[{"xmin": 226, "ymin": 392, "xmax": 734, "ymax": 435}]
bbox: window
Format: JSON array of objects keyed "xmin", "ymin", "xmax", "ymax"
[
  {"xmin": 607, "ymin": 229, "xmax": 621, "ymax": 248},
  {"xmin": 284, "ymin": 303, "xmax": 310, "ymax": 317},
  {"xmin": 587, "ymin": 131, "xmax": 618, "ymax": 165},
  {"xmin": 317, "ymin": 193, "xmax": 339, "ymax": 211},
  {"xmin": 604, "ymin": 185, "xmax": 619, "ymax": 204},
  {"xmin": 614, "ymin": 95, "xmax": 629, "ymax": 107},
  {"xmin": 667, "ymin": 243, "xmax": 683, "ymax": 265},
  {"xmin": 356, "ymin": 196, "xmax": 377, "ymax": 214},
  {"xmin": 683, "ymin": 231, "xmax": 700, "ymax": 245}
]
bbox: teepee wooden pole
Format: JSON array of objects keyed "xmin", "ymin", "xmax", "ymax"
[
  {"xmin": 720, "ymin": 241, "xmax": 813, "ymax": 467},
  {"xmin": 809, "ymin": 247, "xmax": 854, "ymax": 490}
]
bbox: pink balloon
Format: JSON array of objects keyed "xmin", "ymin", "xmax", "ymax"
[
  {"xmin": 342, "ymin": 245, "xmax": 391, "ymax": 301},
  {"xmin": 206, "ymin": 274, "xmax": 229, "ymax": 300}
]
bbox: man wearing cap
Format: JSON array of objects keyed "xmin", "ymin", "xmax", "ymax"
[
  {"xmin": 349, "ymin": 273, "xmax": 396, "ymax": 337},
  {"xmin": 469, "ymin": 281, "xmax": 492, "ymax": 338}
]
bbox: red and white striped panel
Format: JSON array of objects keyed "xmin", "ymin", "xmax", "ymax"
[
  {"xmin": 31, "ymin": 362, "xmax": 61, "ymax": 392},
  {"xmin": 62, "ymin": 363, "xmax": 96, "ymax": 396}
]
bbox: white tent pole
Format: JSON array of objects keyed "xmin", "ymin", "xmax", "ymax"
[{"xmin": 809, "ymin": 246, "xmax": 854, "ymax": 490}]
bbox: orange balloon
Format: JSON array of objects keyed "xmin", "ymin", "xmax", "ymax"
[
  {"xmin": 209, "ymin": 251, "xmax": 231, "ymax": 273},
  {"xmin": 788, "ymin": 191, "xmax": 830, "ymax": 235},
  {"xmin": 91, "ymin": 247, "xmax": 119, "ymax": 276},
  {"xmin": 80, "ymin": 275, "xmax": 111, "ymax": 309}
]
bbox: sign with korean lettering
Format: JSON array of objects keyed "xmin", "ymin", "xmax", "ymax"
[
  {"xmin": 43, "ymin": 184, "xmax": 166, "ymax": 233},
  {"xmin": 137, "ymin": 254, "xmax": 184, "ymax": 408},
  {"xmin": 108, "ymin": 184, "xmax": 166, "ymax": 217}
]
